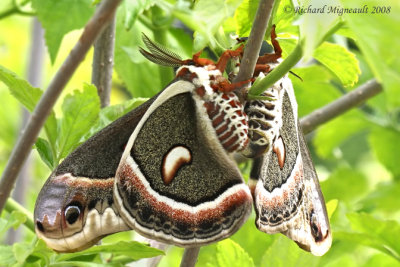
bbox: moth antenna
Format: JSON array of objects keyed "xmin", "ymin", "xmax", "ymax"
[
  {"xmin": 141, "ymin": 33, "xmax": 184, "ymax": 67},
  {"xmin": 139, "ymin": 47, "xmax": 182, "ymax": 67}
]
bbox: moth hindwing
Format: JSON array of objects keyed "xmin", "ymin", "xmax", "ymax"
[{"xmin": 245, "ymin": 75, "xmax": 331, "ymax": 256}]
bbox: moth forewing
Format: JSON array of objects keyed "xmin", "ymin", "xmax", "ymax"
[
  {"xmin": 34, "ymin": 98, "xmax": 154, "ymax": 252},
  {"xmin": 295, "ymin": 125, "xmax": 332, "ymax": 256},
  {"xmin": 114, "ymin": 77, "xmax": 252, "ymax": 247},
  {"xmin": 250, "ymin": 75, "xmax": 331, "ymax": 256}
]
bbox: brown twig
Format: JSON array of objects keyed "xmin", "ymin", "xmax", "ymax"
[
  {"xmin": 233, "ymin": 79, "xmax": 383, "ymax": 164},
  {"xmin": 6, "ymin": 17, "xmax": 45, "ymax": 244},
  {"xmin": 300, "ymin": 79, "xmax": 383, "ymax": 134},
  {"xmin": 233, "ymin": 0, "xmax": 275, "ymax": 85},
  {"xmin": 180, "ymin": 247, "xmax": 200, "ymax": 267},
  {"xmin": 92, "ymin": 11, "xmax": 116, "ymax": 108},
  {"xmin": 0, "ymin": 0, "xmax": 122, "ymax": 213}
]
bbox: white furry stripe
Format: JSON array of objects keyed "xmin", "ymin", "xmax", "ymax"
[
  {"xmin": 120, "ymin": 156, "xmax": 250, "ymax": 214},
  {"xmin": 37, "ymin": 207, "xmax": 129, "ymax": 252},
  {"xmin": 114, "ymin": 155, "xmax": 251, "ymax": 246}
]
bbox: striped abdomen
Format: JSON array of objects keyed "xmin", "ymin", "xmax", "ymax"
[
  {"xmin": 203, "ymin": 92, "xmax": 249, "ymax": 153},
  {"xmin": 243, "ymin": 82, "xmax": 283, "ymax": 158}
]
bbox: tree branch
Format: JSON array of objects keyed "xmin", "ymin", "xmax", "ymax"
[
  {"xmin": 180, "ymin": 247, "xmax": 200, "ymax": 267},
  {"xmin": 300, "ymin": 79, "xmax": 383, "ymax": 134},
  {"xmin": 92, "ymin": 11, "xmax": 116, "ymax": 108},
  {"xmin": 234, "ymin": 0, "xmax": 275, "ymax": 85},
  {"xmin": 0, "ymin": 0, "xmax": 122, "ymax": 213},
  {"xmin": 7, "ymin": 17, "xmax": 45, "ymax": 244},
  {"xmin": 234, "ymin": 79, "xmax": 383, "ymax": 164}
]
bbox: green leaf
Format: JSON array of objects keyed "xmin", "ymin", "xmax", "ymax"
[
  {"xmin": 55, "ymin": 241, "xmax": 164, "ymax": 262},
  {"xmin": 191, "ymin": 0, "xmax": 242, "ymax": 51},
  {"xmin": 98, "ymin": 97, "xmax": 148, "ymax": 128},
  {"xmin": 35, "ymin": 137, "xmax": 54, "ymax": 169},
  {"xmin": 124, "ymin": 0, "xmax": 155, "ymax": 30},
  {"xmin": 86, "ymin": 97, "xmax": 148, "ymax": 139},
  {"xmin": 369, "ymin": 126, "xmax": 400, "ymax": 178},
  {"xmin": 340, "ymin": 213, "xmax": 400, "ymax": 260},
  {"xmin": 234, "ymin": 0, "xmax": 297, "ymax": 39},
  {"xmin": 205, "ymin": 239, "xmax": 254, "ymax": 267},
  {"xmin": 13, "ymin": 242, "xmax": 35, "ymax": 265},
  {"xmin": 0, "ymin": 65, "xmax": 42, "ymax": 112},
  {"xmin": 231, "ymin": 214, "xmax": 274, "ymax": 266},
  {"xmin": 51, "ymin": 262, "xmax": 110, "ymax": 267},
  {"xmin": 297, "ymin": 0, "xmax": 342, "ymax": 60},
  {"xmin": 234, "ymin": 0, "xmax": 259, "ymax": 37},
  {"xmin": 313, "ymin": 110, "xmax": 369, "ymax": 158},
  {"xmin": 115, "ymin": 13, "xmax": 163, "ymax": 98},
  {"xmin": 27, "ymin": 239, "xmax": 53, "ymax": 266},
  {"xmin": 0, "ymin": 245, "xmax": 16, "ymax": 266},
  {"xmin": 0, "ymin": 65, "xmax": 59, "ymax": 164},
  {"xmin": 360, "ymin": 181, "xmax": 400, "ymax": 213},
  {"xmin": 31, "ymin": 0, "xmax": 95, "ymax": 63},
  {"xmin": 321, "ymin": 167, "xmax": 368, "ymax": 203},
  {"xmin": 0, "ymin": 210, "xmax": 27, "ymax": 236},
  {"xmin": 339, "ymin": 0, "xmax": 400, "ymax": 108},
  {"xmin": 57, "ymin": 84, "xmax": 100, "ymax": 161},
  {"xmin": 314, "ymin": 42, "xmax": 360, "ymax": 87},
  {"xmin": 292, "ymin": 65, "xmax": 340, "ymax": 117},
  {"xmin": 261, "ymin": 235, "xmax": 320, "ymax": 267},
  {"xmin": 325, "ymin": 199, "xmax": 339, "ymax": 219},
  {"xmin": 364, "ymin": 253, "xmax": 400, "ymax": 267}
]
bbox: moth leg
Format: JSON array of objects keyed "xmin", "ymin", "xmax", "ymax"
[
  {"xmin": 253, "ymin": 64, "xmax": 272, "ymax": 78},
  {"xmin": 213, "ymin": 78, "xmax": 253, "ymax": 93},
  {"xmin": 215, "ymin": 44, "xmax": 244, "ymax": 73},
  {"xmin": 189, "ymin": 50, "xmax": 216, "ymax": 67},
  {"xmin": 256, "ymin": 25, "xmax": 282, "ymax": 64}
]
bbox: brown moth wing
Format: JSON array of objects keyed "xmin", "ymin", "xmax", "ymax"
[
  {"xmin": 34, "ymin": 93, "xmax": 155, "ymax": 252},
  {"xmin": 251, "ymin": 79, "xmax": 331, "ymax": 256},
  {"xmin": 114, "ymin": 80, "xmax": 253, "ymax": 247}
]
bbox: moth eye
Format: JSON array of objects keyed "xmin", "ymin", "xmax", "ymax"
[{"xmin": 64, "ymin": 202, "xmax": 83, "ymax": 225}]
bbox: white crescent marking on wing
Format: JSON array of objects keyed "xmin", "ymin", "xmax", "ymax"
[{"xmin": 162, "ymin": 146, "xmax": 192, "ymax": 185}]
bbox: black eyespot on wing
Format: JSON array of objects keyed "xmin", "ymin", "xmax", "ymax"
[
  {"xmin": 65, "ymin": 201, "xmax": 83, "ymax": 225},
  {"xmin": 309, "ymin": 209, "xmax": 323, "ymax": 242}
]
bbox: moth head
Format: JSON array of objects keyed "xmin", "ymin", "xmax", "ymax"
[{"xmin": 34, "ymin": 174, "xmax": 101, "ymax": 252}]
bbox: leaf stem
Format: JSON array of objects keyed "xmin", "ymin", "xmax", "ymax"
[
  {"xmin": 248, "ymin": 43, "xmax": 302, "ymax": 96},
  {"xmin": 5, "ymin": 198, "xmax": 35, "ymax": 232}
]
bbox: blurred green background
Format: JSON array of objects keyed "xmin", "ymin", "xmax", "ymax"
[{"xmin": 1, "ymin": 0, "xmax": 400, "ymax": 266}]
